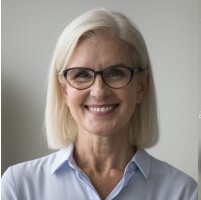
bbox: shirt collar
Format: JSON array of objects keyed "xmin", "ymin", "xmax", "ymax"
[
  {"xmin": 51, "ymin": 143, "xmax": 151, "ymax": 179},
  {"xmin": 51, "ymin": 143, "xmax": 74, "ymax": 175},
  {"xmin": 131, "ymin": 148, "xmax": 151, "ymax": 179}
]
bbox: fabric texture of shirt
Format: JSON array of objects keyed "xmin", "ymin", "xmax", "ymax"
[{"xmin": 1, "ymin": 143, "xmax": 198, "ymax": 200}]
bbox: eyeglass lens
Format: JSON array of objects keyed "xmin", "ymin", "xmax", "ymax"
[{"xmin": 65, "ymin": 66, "xmax": 133, "ymax": 89}]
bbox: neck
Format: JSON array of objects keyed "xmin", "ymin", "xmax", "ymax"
[{"xmin": 73, "ymin": 131, "xmax": 136, "ymax": 173}]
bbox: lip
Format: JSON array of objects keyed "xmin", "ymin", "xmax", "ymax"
[{"xmin": 85, "ymin": 104, "xmax": 119, "ymax": 115}]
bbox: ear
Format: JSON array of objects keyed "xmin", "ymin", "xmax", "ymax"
[{"xmin": 136, "ymin": 71, "xmax": 149, "ymax": 104}]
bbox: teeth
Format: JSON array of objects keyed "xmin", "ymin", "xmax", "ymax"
[{"xmin": 88, "ymin": 106, "xmax": 113, "ymax": 113}]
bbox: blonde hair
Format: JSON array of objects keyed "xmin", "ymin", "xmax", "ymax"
[{"xmin": 45, "ymin": 8, "xmax": 159, "ymax": 149}]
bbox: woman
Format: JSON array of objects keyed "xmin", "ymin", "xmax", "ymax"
[{"xmin": 2, "ymin": 8, "xmax": 197, "ymax": 200}]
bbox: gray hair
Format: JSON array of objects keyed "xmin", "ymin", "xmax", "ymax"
[{"xmin": 45, "ymin": 8, "xmax": 159, "ymax": 149}]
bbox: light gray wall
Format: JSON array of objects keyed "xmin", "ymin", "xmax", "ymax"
[
  {"xmin": 2, "ymin": 0, "xmax": 200, "ymax": 182},
  {"xmin": 198, "ymin": 0, "xmax": 201, "ymax": 195}
]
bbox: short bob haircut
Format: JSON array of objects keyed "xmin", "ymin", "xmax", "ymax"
[{"xmin": 45, "ymin": 8, "xmax": 159, "ymax": 149}]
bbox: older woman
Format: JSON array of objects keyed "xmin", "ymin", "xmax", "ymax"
[{"xmin": 2, "ymin": 8, "xmax": 197, "ymax": 200}]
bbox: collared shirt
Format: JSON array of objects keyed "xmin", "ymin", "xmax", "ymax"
[{"xmin": 2, "ymin": 143, "xmax": 198, "ymax": 200}]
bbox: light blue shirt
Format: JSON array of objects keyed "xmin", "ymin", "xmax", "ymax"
[{"xmin": 2, "ymin": 143, "xmax": 197, "ymax": 200}]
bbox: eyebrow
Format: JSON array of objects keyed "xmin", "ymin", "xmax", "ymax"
[
  {"xmin": 107, "ymin": 63, "xmax": 131, "ymax": 68},
  {"xmin": 67, "ymin": 63, "xmax": 131, "ymax": 69}
]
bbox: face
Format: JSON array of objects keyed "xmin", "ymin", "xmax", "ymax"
[{"xmin": 62, "ymin": 36, "xmax": 147, "ymax": 138}]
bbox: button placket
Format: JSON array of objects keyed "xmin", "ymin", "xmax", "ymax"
[{"xmin": 76, "ymin": 168, "xmax": 101, "ymax": 200}]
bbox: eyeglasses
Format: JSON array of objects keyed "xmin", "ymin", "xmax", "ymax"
[{"xmin": 62, "ymin": 65, "xmax": 144, "ymax": 90}]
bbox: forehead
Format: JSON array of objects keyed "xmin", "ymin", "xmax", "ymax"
[{"xmin": 68, "ymin": 36, "xmax": 134, "ymax": 68}]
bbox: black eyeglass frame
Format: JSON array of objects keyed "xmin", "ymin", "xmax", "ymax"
[{"xmin": 62, "ymin": 65, "xmax": 144, "ymax": 90}]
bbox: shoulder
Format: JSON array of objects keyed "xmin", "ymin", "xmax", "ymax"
[
  {"xmin": 133, "ymin": 149, "xmax": 197, "ymax": 199},
  {"xmin": 1, "ymin": 144, "xmax": 78, "ymax": 200},
  {"xmin": 148, "ymin": 152, "xmax": 197, "ymax": 199},
  {"xmin": 149, "ymin": 154, "xmax": 196, "ymax": 184},
  {"xmin": 1, "ymin": 152, "xmax": 58, "ymax": 200},
  {"xmin": 4, "ymin": 151, "xmax": 58, "ymax": 177}
]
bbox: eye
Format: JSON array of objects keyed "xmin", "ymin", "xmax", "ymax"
[
  {"xmin": 70, "ymin": 69, "xmax": 93, "ymax": 83},
  {"xmin": 106, "ymin": 68, "xmax": 127, "ymax": 78},
  {"xmin": 75, "ymin": 70, "xmax": 90, "ymax": 78}
]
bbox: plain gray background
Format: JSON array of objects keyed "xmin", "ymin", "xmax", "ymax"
[{"xmin": 2, "ymin": 0, "xmax": 200, "ymax": 186}]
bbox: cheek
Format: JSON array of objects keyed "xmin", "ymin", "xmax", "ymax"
[
  {"xmin": 67, "ymin": 94, "xmax": 79, "ymax": 109},
  {"xmin": 65, "ymin": 86, "xmax": 77, "ymax": 103},
  {"xmin": 123, "ymin": 86, "xmax": 138, "ymax": 113},
  {"xmin": 126, "ymin": 95, "xmax": 137, "ymax": 116},
  {"xmin": 66, "ymin": 95, "xmax": 82, "ymax": 122},
  {"xmin": 65, "ymin": 87, "xmax": 86, "ymax": 111}
]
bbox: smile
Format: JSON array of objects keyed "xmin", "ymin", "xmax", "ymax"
[{"xmin": 86, "ymin": 104, "xmax": 119, "ymax": 113}]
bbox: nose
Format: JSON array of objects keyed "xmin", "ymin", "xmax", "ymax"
[{"xmin": 89, "ymin": 74, "xmax": 111, "ymax": 99}]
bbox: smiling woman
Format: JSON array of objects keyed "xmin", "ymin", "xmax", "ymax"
[
  {"xmin": 1, "ymin": 8, "xmax": 198, "ymax": 200},
  {"xmin": 59, "ymin": 36, "xmax": 148, "ymax": 141},
  {"xmin": 48, "ymin": 10, "xmax": 158, "ymax": 150}
]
